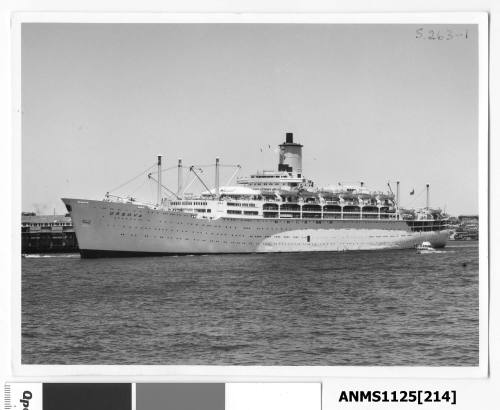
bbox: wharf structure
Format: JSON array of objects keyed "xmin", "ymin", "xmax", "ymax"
[
  {"xmin": 453, "ymin": 215, "xmax": 479, "ymax": 240},
  {"xmin": 21, "ymin": 212, "xmax": 79, "ymax": 253}
]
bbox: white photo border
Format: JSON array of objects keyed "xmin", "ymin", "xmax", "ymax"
[{"xmin": 10, "ymin": 11, "xmax": 489, "ymax": 379}]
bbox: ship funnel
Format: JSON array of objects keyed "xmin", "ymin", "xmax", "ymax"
[{"xmin": 278, "ymin": 132, "xmax": 303, "ymax": 176}]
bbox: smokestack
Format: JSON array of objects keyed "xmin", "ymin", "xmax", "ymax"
[
  {"xmin": 215, "ymin": 157, "xmax": 220, "ymax": 196},
  {"xmin": 279, "ymin": 132, "xmax": 303, "ymax": 175},
  {"xmin": 177, "ymin": 158, "xmax": 183, "ymax": 196},
  {"xmin": 426, "ymin": 183, "xmax": 430, "ymax": 209},
  {"xmin": 157, "ymin": 155, "xmax": 162, "ymax": 206}
]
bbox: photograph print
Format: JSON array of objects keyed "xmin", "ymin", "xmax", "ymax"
[{"xmin": 20, "ymin": 20, "xmax": 482, "ymax": 366}]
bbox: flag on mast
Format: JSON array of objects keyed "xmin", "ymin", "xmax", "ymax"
[{"xmin": 410, "ymin": 189, "xmax": 415, "ymax": 195}]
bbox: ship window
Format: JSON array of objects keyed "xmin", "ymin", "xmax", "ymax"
[{"xmin": 307, "ymin": 235, "xmax": 311, "ymax": 242}]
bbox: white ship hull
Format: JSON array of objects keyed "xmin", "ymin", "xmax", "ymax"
[{"xmin": 63, "ymin": 198, "xmax": 449, "ymax": 258}]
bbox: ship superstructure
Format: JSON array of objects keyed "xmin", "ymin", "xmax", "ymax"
[{"xmin": 63, "ymin": 133, "xmax": 449, "ymax": 257}]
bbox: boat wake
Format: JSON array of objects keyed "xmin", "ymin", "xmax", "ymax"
[{"xmin": 22, "ymin": 254, "xmax": 80, "ymax": 259}]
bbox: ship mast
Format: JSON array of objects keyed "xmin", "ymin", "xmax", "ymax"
[
  {"xmin": 177, "ymin": 158, "xmax": 183, "ymax": 197},
  {"xmin": 215, "ymin": 157, "xmax": 220, "ymax": 197},
  {"xmin": 396, "ymin": 181, "xmax": 400, "ymax": 209},
  {"xmin": 157, "ymin": 155, "xmax": 162, "ymax": 206},
  {"xmin": 426, "ymin": 183, "xmax": 430, "ymax": 209}
]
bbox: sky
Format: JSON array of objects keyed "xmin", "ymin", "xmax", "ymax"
[{"xmin": 21, "ymin": 23, "xmax": 478, "ymax": 215}]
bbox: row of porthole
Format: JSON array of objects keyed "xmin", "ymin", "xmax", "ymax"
[
  {"xmin": 110, "ymin": 211, "xmax": 398, "ymax": 226},
  {"xmin": 262, "ymin": 242, "xmax": 370, "ymax": 246},
  {"xmin": 110, "ymin": 216, "xmax": 399, "ymax": 231},
  {"xmin": 117, "ymin": 232, "xmax": 403, "ymax": 242},
  {"xmin": 117, "ymin": 233, "xmax": 411, "ymax": 244},
  {"xmin": 108, "ymin": 223, "xmax": 406, "ymax": 238}
]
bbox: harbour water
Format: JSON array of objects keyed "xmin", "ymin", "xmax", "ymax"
[{"xmin": 22, "ymin": 242, "xmax": 479, "ymax": 366}]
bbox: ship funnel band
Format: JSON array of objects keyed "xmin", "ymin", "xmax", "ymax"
[{"xmin": 280, "ymin": 132, "xmax": 303, "ymax": 147}]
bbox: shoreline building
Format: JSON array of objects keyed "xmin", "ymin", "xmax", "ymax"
[{"xmin": 453, "ymin": 215, "xmax": 479, "ymax": 240}]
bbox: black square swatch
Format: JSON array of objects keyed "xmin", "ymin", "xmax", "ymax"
[{"xmin": 43, "ymin": 383, "xmax": 131, "ymax": 410}]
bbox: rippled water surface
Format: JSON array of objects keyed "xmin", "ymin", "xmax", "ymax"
[{"xmin": 22, "ymin": 242, "xmax": 479, "ymax": 365}]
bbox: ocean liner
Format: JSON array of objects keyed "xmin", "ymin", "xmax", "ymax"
[{"xmin": 63, "ymin": 133, "xmax": 449, "ymax": 258}]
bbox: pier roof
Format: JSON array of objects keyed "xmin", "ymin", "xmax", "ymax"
[{"xmin": 21, "ymin": 214, "xmax": 72, "ymax": 224}]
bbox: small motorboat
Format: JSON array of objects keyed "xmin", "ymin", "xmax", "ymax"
[{"xmin": 416, "ymin": 241, "xmax": 437, "ymax": 254}]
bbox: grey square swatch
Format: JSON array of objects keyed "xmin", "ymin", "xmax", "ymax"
[{"xmin": 136, "ymin": 383, "xmax": 225, "ymax": 410}]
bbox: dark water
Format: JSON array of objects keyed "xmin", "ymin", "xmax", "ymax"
[{"xmin": 22, "ymin": 242, "xmax": 479, "ymax": 366}]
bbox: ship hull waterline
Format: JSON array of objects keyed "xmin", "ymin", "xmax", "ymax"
[{"xmin": 62, "ymin": 198, "xmax": 449, "ymax": 258}]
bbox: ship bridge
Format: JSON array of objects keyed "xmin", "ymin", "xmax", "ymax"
[
  {"xmin": 237, "ymin": 132, "xmax": 313, "ymax": 192},
  {"xmin": 237, "ymin": 170, "xmax": 313, "ymax": 191}
]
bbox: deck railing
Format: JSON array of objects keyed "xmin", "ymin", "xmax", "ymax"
[{"xmin": 262, "ymin": 207, "xmax": 399, "ymax": 220}]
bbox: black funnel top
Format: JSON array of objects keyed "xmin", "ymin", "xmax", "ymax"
[{"xmin": 285, "ymin": 132, "xmax": 293, "ymax": 143}]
